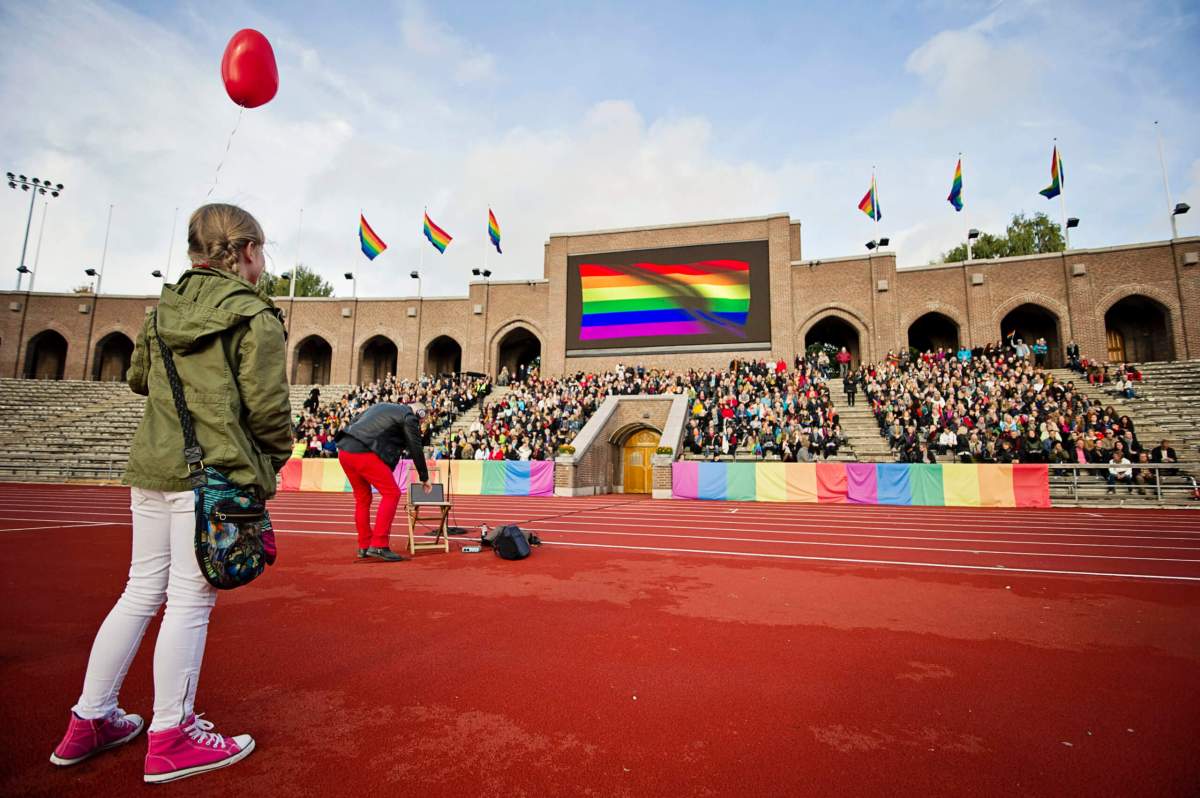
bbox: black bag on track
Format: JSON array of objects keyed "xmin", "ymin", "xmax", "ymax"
[{"xmin": 492, "ymin": 525, "xmax": 532, "ymax": 560}]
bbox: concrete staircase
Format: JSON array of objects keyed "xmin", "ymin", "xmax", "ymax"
[
  {"xmin": 1047, "ymin": 369, "xmax": 1176, "ymax": 448},
  {"xmin": 1121, "ymin": 361, "xmax": 1200, "ymax": 461},
  {"xmin": 826, "ymin": 379, "xmax": 894, "ymax": 462},
  {"xmin": 0, "ymin": 379, "xmax": 145, "ymax": 481},
  {"xmin": 446, "ymin": 385, "xmax": 510, "ymax": 440}
]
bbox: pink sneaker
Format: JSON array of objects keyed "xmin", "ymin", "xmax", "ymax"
[
  {"xmin": 50, "ymin": 708, "xmax": 145, "ymax": 766},
  {"xmin": 143, "ymin": 714, "xmax": 254, "ymax": 784}
]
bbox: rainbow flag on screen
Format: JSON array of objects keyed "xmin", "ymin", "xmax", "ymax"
[
  {"xmin": 578, "ymin": 259, "xmax": 750, "ymax": 341},
  {"xmin": 488, "ymin": 209, "xmax": 501, "ymax": 254},
  {"xmin": 858, "ymin": 176, "xmax": 881, "ymax": 221},
  {"xmin": 359, "ymin": 214, "xmax": 387, "ymax": 260},
  {"xmin": 948, "ymin": 159, "xmax": 963, "ymax": 212},
  {"xmin": 1039, "ymin": 146, "xmax": 1064, "ymax": 199},
  {"xmin": 424, "ymin": 211, "xmax": 452, "ymax": 253}
]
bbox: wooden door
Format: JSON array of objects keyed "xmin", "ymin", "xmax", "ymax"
[
  {"xmin": 622, "ymin": 429, "xmax": 659, "ymax": 494},
  {"xmin": 1106, "ymin": 329, "xmax": 1125, "ymax": 363}
]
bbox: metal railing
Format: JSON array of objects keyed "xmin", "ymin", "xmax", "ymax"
[{"xmin": 1048, "ymin": 462, "xmax": 1198, "ymax": 507}]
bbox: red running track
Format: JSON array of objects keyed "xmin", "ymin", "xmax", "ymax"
[{"xmin": 1, "ymin": 483, "xmax": 1198, "ymax": 796}]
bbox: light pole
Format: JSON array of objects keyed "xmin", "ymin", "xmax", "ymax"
[
  {"xmin": 410, "ymin": 270, "xmax": 422, "ymax": 380},
  {"xmin": 472, "ymin": 267, "xmax": 492, "ymax": 374},
  {"xmin": 967, "ymin": 228, "xmax": 980, "ymax": 261},
  {"xmin": 345, "ymin": 272, "xmax": 358, "ymax": 383},
  {"xmin": 82, "ymin": 267, "xmax": 100, "ymax": 380},
  {"xmin": 1171, "ymin": 203, "xmax": 1190, "ymax": 239},
  {"xmin": 280, "ymin": 270, "xmax": 295, "ymax": 337},
  {"xmin": 1065, "ymin": 217, "xmax": 1080, "ymax": 250},
  {"xmin": 6, "ymin": 172, "xmax": 64, "ymax": 290}
]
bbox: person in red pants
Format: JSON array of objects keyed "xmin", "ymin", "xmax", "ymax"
[{"xmin": 335, "ymin": 402, "xmax": 431, "ymax": 561}]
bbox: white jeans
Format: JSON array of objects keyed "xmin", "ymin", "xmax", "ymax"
[{"xmin": 73, "ymin": 487, "xmax": 217, "ymax": 732}]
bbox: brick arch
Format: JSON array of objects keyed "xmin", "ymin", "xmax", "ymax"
[
  {"xmin": 21, "ymin": 325, "xmax": 72, "ymax": 380},
  {"xmin": 1094, "ymin": 283, "xmax": 1185, "ymax": 362},
  {"xmin": 609, "ymin": 422, "xmax": 662, "ymax": 446},
  {"xmin": 795, "ymin": 304, "xmax": 873, "ymax": 362},
  {"xmin": 991, "ymin": 292, "xmax": 1067, "ymax": 366},
  {"xmin": 488, "ymin": 317, "xmax": 546, "ymax": 353},
  {"xmin": 899, "ymin": 301, "xmax": 967, "ymax": 334},
  {"xmin": 489, "ymin": 318, "xmax": 545, "ymax": 377},
  {"xmin": 990, "ymin": 292, "xmax": 1069, "ymax": 326},
  {"xmin": 90, "ymin": 328, "xmax": 137, "ymax": 381},
  {"xmin": 90, "ymin": 323, "xmax": 138, "ymax": 347},
  {"xmin": 290, "ymin": 327, "xmax": 339, "ymax": 355},
  {"xmin": 1094, "ymin": 283, "xmax": 1180, "ymax": 319},
  {"xmin": 356, "ymin": 332, "xmax": 400, "ymax": 356}
]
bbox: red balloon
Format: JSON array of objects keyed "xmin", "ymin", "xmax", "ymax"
[{"xmin": 220, "ymin": 29, "xmax": 278, "ymax": 109}]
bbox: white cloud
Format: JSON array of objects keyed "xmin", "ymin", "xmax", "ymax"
[
  {"xmin": 399, "ymin": 0, "xmax": 496, "ymax": 84},
  {"xmin": 0, "ymin": 1, "xmax": 789, "ymax": 301}
]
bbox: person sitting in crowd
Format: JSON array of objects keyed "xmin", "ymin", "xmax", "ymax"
[
  {"xmin": 1107, "ymin": 448, "xmax": 1134, "ymax": 494},
  {"xmin": 861, "ymin": 343, "xmax": 1135, "ymax": 467},
  {"xmin": 1150, "ymin": 439, "xmax": 1178, "ymax": 476}
]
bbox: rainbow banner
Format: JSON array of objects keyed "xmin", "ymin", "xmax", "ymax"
[
  {"xmin": 424, "ymin": 211, "xmax": 452, "ymax": 253},
  {"xmin": 578, "ymin": 260, "xmax": 750, "ymax": 341},
  {"xmin": 488, "ymin": 209, "xmax": 502, "ymax": 254},
  {"xmin": 671, "ymin": 462, "xmax": 1050, "ymax": 508},
  {"xmin": 858, "ymin": 175, "xmax": 881, "ymax": 221},
  {"xmin": 279, "ymin": 457, "xmax": 554, "ymax": 497},
  {"xmin": 360, "ymin": 214, "xmax": 387, "ymax": 260},
  {"xmin": 1039, "ymin": 145, "xmax": 1064, "ymax": 200},
  {"xmin": 947, "ymin": 158, "xmax": 963, "ymax": 212}
]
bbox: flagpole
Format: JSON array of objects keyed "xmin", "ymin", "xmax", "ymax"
[
  {"xmin": 1154, "ymin": 121, "xmax": 1177, "ymax": 239},
  {"xmin": 1054, "ymin": 138, "xmax": 1069, "ymax": 250},
  {"xmin": 961, "ymin": 153, "xmax": 973, "ymax": 261},
  {"xmin": 291, "ymin": 207, "xmax": 302, "ymax": 300}
]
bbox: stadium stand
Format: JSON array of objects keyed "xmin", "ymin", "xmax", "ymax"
[{"xmin": 1, "ymin": 356, "xmax": 1196, "ymax": 504}]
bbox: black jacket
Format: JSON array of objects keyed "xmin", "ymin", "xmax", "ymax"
[{"xmin": 335, "ymin": 403, "xmax": 429, "ymax": 480}]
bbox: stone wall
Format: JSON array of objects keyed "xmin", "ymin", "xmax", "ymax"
[{"xmin": 3, "ymin": 216, "xmax": 1198, "ymax": 382}]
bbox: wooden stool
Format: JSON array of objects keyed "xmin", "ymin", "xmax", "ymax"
[{"xmin": 406, "ymin": 499, "xmax": 452, "ymax": 555}]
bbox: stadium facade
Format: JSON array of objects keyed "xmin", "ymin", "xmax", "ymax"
[{"xmin": 2, "ymin": 213, "xmax": 1198, "ymax": 383}]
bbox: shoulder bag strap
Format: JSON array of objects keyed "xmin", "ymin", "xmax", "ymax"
[{"xmin": 152, "ymin": 312, "xmax": 206, "ymax": 487}]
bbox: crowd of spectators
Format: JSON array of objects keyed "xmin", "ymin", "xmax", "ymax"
[
  {"xmin": 423, "ymin": 355, "xmax": 845, "ymax": 462},
  {"xmin": 294, "ymin": 373, "xmax": 492, "ymax": 458},
  {"xmin": 858, "ymin": 340, "xmax": 1180, "ymax": 492},
  {"xmin": 291, "ymin": 336, "xmax": 1182, "ymax": 491}
]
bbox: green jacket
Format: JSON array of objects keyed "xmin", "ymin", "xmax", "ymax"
[{"xmin": 124, "ymin": 267, "xmax": 293, "ymax": 498}]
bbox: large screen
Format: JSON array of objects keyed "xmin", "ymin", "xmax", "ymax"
[{"xmin": 565, "ymin": 240, "xmax": 772, "ymax": 355}]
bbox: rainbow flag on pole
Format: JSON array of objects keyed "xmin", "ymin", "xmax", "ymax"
[
  {"xmin": 488, "ymin": 209, "xmax": 502, "ymax": 254},
  {"xmin": 359, "ymin": 214, "xmax": 387, "ymax": 260},
  {"xmin": 858, "ymin": 175, "xmax": 881, "ymax": 221},
  {"xmin": 423, "ymin": 211, "xmax": 452, "ymax": 253},
  {"xmin": 947, "ymin": 158, "xmax": 964, "ymax": 212},
  {"xmin": 1039, "ymin": 146, "xmax": 1064, "ymax": 199}
]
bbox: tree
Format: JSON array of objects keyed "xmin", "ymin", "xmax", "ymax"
[
  {"xmin": 261, "ymin": 264, "xmax": 333, "ymax": 297},
  {"xmin": 72, "ymin": 283, "xmax": 94, "ymax": 294},
  {"xmin": 942, "ymin": 212, "xmax": 1065, "ymax": 262}
]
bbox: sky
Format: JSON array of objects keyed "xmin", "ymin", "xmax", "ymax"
[{"xmin": 1, "ymin": 0, "xmax": 1197, "ymax": 298}]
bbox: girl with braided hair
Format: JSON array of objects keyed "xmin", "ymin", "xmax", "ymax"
[{"xmin": 51, "ymin": 204, "xmax": 292, "ymax": 783}]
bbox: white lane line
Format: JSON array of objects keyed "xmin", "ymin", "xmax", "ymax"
[
  {"xmin": 271, "ymin": 526, "xmax": 1200, "ymax": 567},
  {"xmin": 9, "ymin": 504, "xmax": 1200, "ymax": 543},
  {"xmin": 513, "ymin": 527, "xmax": 1200, "ymax": 563},
  {"xmin": 8, "ymin": 491, "xmax": 1200, "ymax": 529},
  {"xmin": 267, "ymin": 512, "xmax": 1200, "ymax": 543},
  {"xmin": 536, "ymin": 541, "xmax": 1200, "ymax": 582},
  {"xmin": 0, "ymin": 521, "xmax": 111, "ymax": 533}
]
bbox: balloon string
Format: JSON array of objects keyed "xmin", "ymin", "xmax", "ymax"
[{"xmin": 204, "ymin": 106, "xmax": 244, "ymax": 201}]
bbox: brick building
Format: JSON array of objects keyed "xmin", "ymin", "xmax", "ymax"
[{"xmin": 2, "ymin": 213, "xmax": 1198, "ymax": 383}]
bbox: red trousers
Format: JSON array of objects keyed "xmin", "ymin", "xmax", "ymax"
[{"xmin": 337, "ymin": 450, "xmax": 401, "ymax": 549}]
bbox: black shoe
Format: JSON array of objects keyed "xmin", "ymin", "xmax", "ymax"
[
  {"xmin": 365, "ymin": 546, "xmax": 408, "ymax": 562},
  {"xmin": 356, "ymin": 548, "xmax": 368, "ymax": 559}
]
